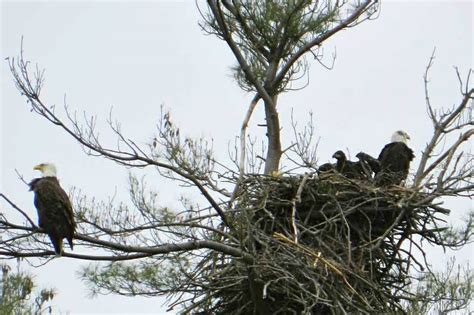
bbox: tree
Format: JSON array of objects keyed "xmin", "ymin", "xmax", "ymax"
[
  {"xmin": 1, "ymin": 1, "xmax": 473, "ymax": 314},
  {"xmin": 0, "ymin": 263, "xmax": 55, "ymax": 315},
  {"xmin": 202, "ymin": 0, "xmax": 378, "ymax": 175},
  {"xmin": 404, "ymin": 258, "xmax": 473, "ymax": 314}
]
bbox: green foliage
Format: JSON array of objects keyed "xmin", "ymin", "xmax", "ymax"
[
  {"xmin": 80, "ymin": 257, "xmax": 191, "ymax": 298},
  {"xmin": 405, "ymin": 258, "xmax": 473, "ymax": 314},
  {"xmin": 0, "ymin": 264, "xmax": 55, "ymax": 315},
  {"xmin": 200, "ymin": 0, "xmax": 351, "ymax": 93}
]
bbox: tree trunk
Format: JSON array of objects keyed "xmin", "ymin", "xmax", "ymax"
[{"xmin": 263, "ymin": 95, "xmax": 281, "ymax": 175}]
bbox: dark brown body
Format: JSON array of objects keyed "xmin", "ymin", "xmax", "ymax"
[
  {"xmin": 29, "ymin": 177, "xmax": 76, "ymax": 254},
  {"xmin": 375, "ymin": 142, "xmax": 415, "ymax": 186},
  {"xmin": 332, "ymin": 150, "xmax": 367, "ymax": 179}
]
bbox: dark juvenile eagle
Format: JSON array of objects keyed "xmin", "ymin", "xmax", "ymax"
[
  {"xmin": 375, "ymin": 130, "xmax": 415, "ymax": 186},
  {"xmin": 29, "ymin": 163, "xmax": 76, "ymax": 255},
  {"xmin": 356, "ymin": 152, "xmax": 381, "ymax": 179},
  {"xmin": 317, "ymin": 162, "xmax": 335, "ymax": 174},
  {"xmin": 332, "ymin": 150, "xmax": 366, "ymax": 179}
]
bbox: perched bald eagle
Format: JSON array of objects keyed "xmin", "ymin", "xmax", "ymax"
[
  {"xmin": 29, "ymin": 163, "xmax": 76, "ymax": 255},
  {"xmin": 375, "ymin": 130, "xmax": 415, "ymax": 186}
]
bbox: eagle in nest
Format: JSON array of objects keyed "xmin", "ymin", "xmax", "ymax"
[
  {"xmin": 356, "ymin": 130, "xmax": 415, "ymax": 185},
  {"xmin": 375, "ymin": 130, "xmax": 415, "ymax": 186},
  {"xmin": 29, "ymin": 163, "xmax": 76, "ymax": 255}
]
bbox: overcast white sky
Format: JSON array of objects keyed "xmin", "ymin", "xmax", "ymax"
[{"xmin": 1, "ymin": 0, "xmax": 472, "ymax": 314}]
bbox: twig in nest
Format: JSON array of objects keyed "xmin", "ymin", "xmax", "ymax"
[
  {"xmin": 273, "ymin": 232, "xmax": 370, "ymax": 307},
  {"xmin": 290, "ymin": 173, "xmax": 309, "ymax": 243}
]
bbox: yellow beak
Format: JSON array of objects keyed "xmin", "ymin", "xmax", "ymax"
[{"xmin": 33, "ymin": 164, "xmax": 42, "ymax": 171}]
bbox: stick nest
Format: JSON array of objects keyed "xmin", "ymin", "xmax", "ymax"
[{"xmin": 193, "ymin": 172, "xmax": 448, "ymax": 314}]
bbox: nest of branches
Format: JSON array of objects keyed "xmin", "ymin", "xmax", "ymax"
[{"xmin": 189, "ymin": 172, "xmax": 449, "ymax": 314}]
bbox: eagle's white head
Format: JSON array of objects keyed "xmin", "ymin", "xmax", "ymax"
[
  {"xmin": 34, "ymin": 163, "xmax": 57, "ymax": 177},
  {"xmin": 391, "ymin": 130, "xmax": 410, "ymax": 144}
]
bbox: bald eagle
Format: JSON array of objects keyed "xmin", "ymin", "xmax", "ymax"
[
  {"xmin": 375, "ymin": 130, "xmax": 415, "ymax": 186},
  {"xmin": 332, "ymin": 150, "xmax": 366, "ymax": 179},
  {"xmin": 317, "ymin": 162, "xmax": 335, "ymax": 174},
  {"xmin": 29, "ymin": 163, "xmax": 76, "ymax": 255},
  {"xmin": 356, "ymin": 152, "xmax": 381, "ymax": 179}
]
